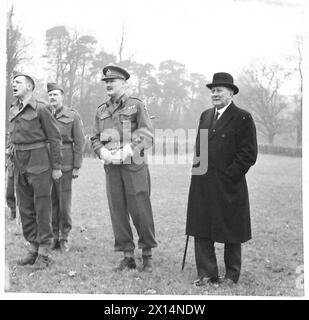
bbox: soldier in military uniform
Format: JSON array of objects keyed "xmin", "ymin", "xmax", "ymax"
[
  {"xmin": 91, "ymin": 65, "xmax": 157, "ymax": 272},
  {"xmin": 46, "ymin": 82, "xmax": 85, "ymax": 253},
  {"xmin": 9, "ymin": 73, "xmax": 62, "ymax": 269}
]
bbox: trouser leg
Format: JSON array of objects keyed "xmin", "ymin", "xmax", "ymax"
[
  {"xmin": 194, "ymin": 237, "xmax": 219, "ymax": 278},
  {"xmin": 58, "ymin": 171, "xmax": 73, "ymax": 241},
  {"xmin": 16, "ymin": 171, "xmax": 38, "ymax": 251},
  {"xmin": 224, "ymin": 243, "xmax": 241, "ymax": 283},
  {"xmin": 51, "ymin": 183, "xmax": 60, "ymax": 240},
  {"xmin": 27, "ymin": 170, "xmax": 53, "ymax": 255},
  {"xmin": 6, "ymin": 173, "xmax": 16, "ymax": 214},
  {"xmin": 105, "ymin": 165, "xmax": 135, "ymax": 252},
  {"xmin": 121, "ymin": 165, "xmax": 157, "ymax": 251}
]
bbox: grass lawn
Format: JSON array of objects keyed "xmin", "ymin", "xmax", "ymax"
[{"xmin": 5, "ymin": 154, "xmax": 303, "ymax": 296}]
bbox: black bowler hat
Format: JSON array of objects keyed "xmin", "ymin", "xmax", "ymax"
[
  {"xmin": 13, "ymin": 72, "xmax": 35, "ymax": 89},
  {"xmin": 101, "ymin": 65, "xmax": 130, "ymax": 81},
  {"xmin": 206, "ymin": 72, "xmax": 239, "ymax": 95},
  {"xmin": 47, "ymin": 82, "xmax": 64, "ymax": 93}
]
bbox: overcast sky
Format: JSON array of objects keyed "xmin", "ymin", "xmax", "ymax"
[{"xmin": 4, "ymin": 0, "xmax": 305, "ymax": 82}]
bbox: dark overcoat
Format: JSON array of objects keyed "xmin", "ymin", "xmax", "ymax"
[{"xmin": 186, "ymin": 102, "xmax": 258, "ymax": 243}]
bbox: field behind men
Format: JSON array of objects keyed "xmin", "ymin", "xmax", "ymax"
[{"xmin": 5, "ymin": 154, "xmax": 303, "ymax": 296}]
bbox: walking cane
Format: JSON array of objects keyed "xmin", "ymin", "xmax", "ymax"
[{"xmin": 181, "ymin": 235, "xmax": 189, "ymax": 270}]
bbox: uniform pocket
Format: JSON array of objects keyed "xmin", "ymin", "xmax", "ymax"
[
  {"xmin": 58, "ymin": 117, "xmax": 74, "ymax": 138},
  {"xmin": 60, "ymin": 148, "xmax": 74, "ymax": 171},
  {"xmin": 98, "ymin": 112, "xmax": 112, "ymax": 131},
  {"xmin": 20, "ymin": 111, "xmax": 39, "ymax": 132}
]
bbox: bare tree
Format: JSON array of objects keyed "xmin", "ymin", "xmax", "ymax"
[
  {"xmin": 6, "ymin": 5, "xmax": 31, "ymax": 122},
  {"xmin": 118, "ymin": 24, "xmax": 125, "ymax": 63},
  {"xmin": 237, "ymin": 62, "xmax": 291, "ymax": 144}
]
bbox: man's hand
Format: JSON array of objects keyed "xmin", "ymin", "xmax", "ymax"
[
  {"xmin": 121, "ymin": 144, "xmax": 134, "ymax": 162},
  {"xmin": 52, "ymin": 169, "xmax": 62, "ymax": 180},
  {"xmin": 72, "ymin": 168, "xmax": 79, "ymax": 179},
  {"xmin": 99, "ymin": 147, "xmax": 112, "ymax": 164}
]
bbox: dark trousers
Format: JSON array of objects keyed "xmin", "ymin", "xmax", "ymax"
[
  {"xmin": 15, "ymin": 170, "xmax": 53, "ymax": 255},
  {"xmin": 194, "ymin": 237, "xmax": 241, "ymax": 283},
  {"xmin": 51, "ymin": 170, "xmax": 73, "ymax": 241},
  {"xmin": 6, "ymin": 173, "xmax": 16, "ymax": 214},
  {"xmin": 105, "ymin": 164, "xmax": 157, "ymax": 252}
]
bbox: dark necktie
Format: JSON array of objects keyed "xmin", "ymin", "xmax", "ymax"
[{"xmin": 212, "ymin": 109, "xmax": 219, "ymax": 127}]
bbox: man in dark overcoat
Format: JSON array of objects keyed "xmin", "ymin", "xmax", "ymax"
[{"xmin": 186, "ymin": 72, "xmax": 258, "ymax": 286}]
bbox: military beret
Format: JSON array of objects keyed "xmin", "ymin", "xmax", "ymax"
[
  {"xmin": 101, "ymin": 65, "xmax": 130, "ymax": 81},
  {"xmin": 47, "ymin": 82, "xmax": 64, "ymax": 93},
  {"xmin": 13, "ymin": 72, "xmax": 35, "ymax": 89}
]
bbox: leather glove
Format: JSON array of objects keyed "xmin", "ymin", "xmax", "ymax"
[
  {"xmin": 52, "ymin": 169, "xmax": 62, "ymax": 180},
  {"xmin": 110, "ymin": 149, "xmax": 123, "ymax": 164},
  {"xmin": 121, "ymin": 144, "xmax": 134, "ymax": 162},
  {"xmin": 99, "ymin": 147, "xmax": 112, "ymax": 164}
]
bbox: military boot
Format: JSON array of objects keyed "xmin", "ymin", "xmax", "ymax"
[
  {"xmin": 17, "ymin": 251, "xmax": 38, "ymax": 266},
  {"xmin": 113, "ymin": 257, "xmax": 136, "ymax": 272},
  {"xmin": 142, "ymin": 256, "xmax": 153, "ymax": 273},
  {"xmin": 51, "ymin": 239, "xmax": 60, "ymax": 250},
  {"xmin": 32, "ymin": 254, "xmax": 52, "ymax": 270},
  {"xmin": 9, "ymin": 210, "xmax": 16, "ymax": 220}
]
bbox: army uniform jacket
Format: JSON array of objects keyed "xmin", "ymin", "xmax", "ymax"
[
  {"xmin": 91, "ymin": 94, "xmax": 153, "ymax": 165},
  {"xmin": 8, "ymin": 97, "xmax": 62, "ymax": 174},
  {"xmin": 49, "ymin": 106, "xmax": 85, "ymax": 172}
]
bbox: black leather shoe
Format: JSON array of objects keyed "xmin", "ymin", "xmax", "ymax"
[
  {"xmin": 193, "ymin": 276, "xmax": 222, "ymax": 286},
  {"xmin": 142, "ymin": 256, "xmax": 153, "ymax": 273},
  {"xmin": 113, "ymin": 257, "xmax": 136, "ymax": 271},
  {"xmin": 17, "ymin": 252, "xmax": 38, "ymax": 266},
  {"xmin": 32, "ymin": 254, "xmax": 52, "ymax": 270},
  {"xmin": 59, "ymin": 240, "xmax": 70, "ymax": 253},
  {"xmin": 51, "ymin": 239, "xmax": 60, "ymax": 250}
]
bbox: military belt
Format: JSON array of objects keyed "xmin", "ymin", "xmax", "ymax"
[{"xmin": 13, "ymin": 141, "xmax": 46, "ymax": 151}]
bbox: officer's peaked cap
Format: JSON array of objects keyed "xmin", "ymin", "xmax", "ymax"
[{"xmin": 101, "ymin": 65, "xmax": 130, "ymax": 81}]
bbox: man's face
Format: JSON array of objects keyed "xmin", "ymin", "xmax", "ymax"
[
  {"xmin": 12, "ymin": 76, "xmax": 31, "ymax": 99},
  {"xmin": 48, "ymin": 90, "xmax": 64, "ymax": 109},
  {"xmin": 211, "ymin": 86, "xmax": 233, "ymax": 109},
  {"xmin": 104, "ymin": 78, "xmax": 125, "ymax": 98}
]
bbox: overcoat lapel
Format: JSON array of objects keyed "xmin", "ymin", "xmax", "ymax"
[{"xmin": 209, "ymin": 102, "xmax": 236, "ymax": 140}]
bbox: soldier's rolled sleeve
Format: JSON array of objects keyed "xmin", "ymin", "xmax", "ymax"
[
  {"xmin": 72, "ymin": 113, "xmax": 85, "ymax": 169},
  {"xmin": 90, "ymin": 115, "xmax": 104, "ymax": 156},
  {"xmin": 131, "ymin": 102, "xmax": 154, "ymax": 151},
  {"xmin": 38, "ymin": 106, "xmax": 62, "ymax": 170}
]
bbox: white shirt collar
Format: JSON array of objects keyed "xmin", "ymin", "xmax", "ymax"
[{"xmin": 216, "ymin": 101, "xmax": 232, "ymax": 119}]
